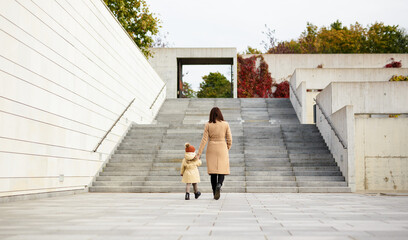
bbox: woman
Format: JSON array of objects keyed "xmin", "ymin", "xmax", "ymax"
[{"xmin": 197, "ymin": 107, "xmax": 232, "ymax": 200}]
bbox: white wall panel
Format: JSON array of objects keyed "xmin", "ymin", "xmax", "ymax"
[
  {"xmin": 246, "ymin": 54, "xmax": 408, "ymax": 83},
  {"xmin": 0, "ymin": 0, "xmax": 165, "ymax": 197}
]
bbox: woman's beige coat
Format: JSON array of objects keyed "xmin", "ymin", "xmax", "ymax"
[
  {"xmin": 198, "ymin": 121, "xmax": 232, "ymax": 175},
  {"xmin": 180, "ymin": 152, "xmax": 202, "ymax": 183}
]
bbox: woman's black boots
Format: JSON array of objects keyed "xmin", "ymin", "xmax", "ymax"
[
  {"xmin": 185, "ymin": 192, "xmax": 190, "ymax": 200},
  {"xmin": 214, "ymin": 183, "xmax": 222, "ymax": 200}
]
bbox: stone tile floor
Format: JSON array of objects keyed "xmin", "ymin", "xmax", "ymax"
[{"xmin": 0, "ymin": 193, "xmax": 407, "ymax": 240}]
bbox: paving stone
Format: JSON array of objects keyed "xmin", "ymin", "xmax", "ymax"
[{"xmin": 2, "ymin": 193, "xmax": 408, "ymax": 239}]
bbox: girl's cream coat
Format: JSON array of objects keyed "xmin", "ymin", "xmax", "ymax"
[
  {"xmin": 198, "ymin": 121, "xmax": 232, "ymax": 175},
  {"xmin": 180, "ymin": 152, "xmax": 202, "ymax": 183}
]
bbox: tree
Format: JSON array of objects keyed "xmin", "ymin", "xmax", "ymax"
[
  {"xmin": 318, "ymin": 22, "xmax": 366, "ymax": 53},
  {"xmin": 365, "ymin": 22, "xmax": 408, "ymax": 53},
  {"xmin": 260, "ymin": 21, "xmax": 408, "ymax": 54},
  {"xmin": 298, "ymin": 22, "xmax": 319, "ymax": 53},
  {"xmin": 196, "ymin": 72, "xmax": 232, "ymax": 98},
  {"xmin": 261, "ymin": 25, "xmax": 277, "ymax": 52},
  {"xmin": 181, "ymin": 82, "xmax": 196, "ymax": 98},
  {"xmin": 243, "ymin": 46, "xmax": 262, "ymax": 54},
  {"xmin": 260, "ymin": 25, "xmax": 301, "ymax": 54},
  {"xmin": 151, "ymin": 31, "xmax": 172, "ymax": 48},
  {"xmin": 267, "ymin": 40, "xmax": 301, "ymax": 54},
  {"xmin": 104, "ymin": 0, "xmax": 161, "ymax": 58}
]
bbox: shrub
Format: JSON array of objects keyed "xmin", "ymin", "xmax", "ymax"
[
  {"xmin": 385, "ymin": 58, "xmax": 402, "ymax": 68},
  {"xmin": 389, "ymin": 75, "xmax": 408, "ymax": 81}
]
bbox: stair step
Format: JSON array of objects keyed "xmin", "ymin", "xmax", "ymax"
[
  {"xmin": 245, "ymin": 167, "xmax": 293, "ymax": 171},
  {"xmin": 298, "ymin": 187, "xmax": 351, "ymax": 193},
  {"xmin": 91, "ymin": 99, "xmax": 349, "ymax": 193},
  {"xmin": 246, "ymin": 181, "xmax": 297, "ymax": 187},
  {"xmin": 93, "ymin": 181, "xmax": 246, "ymax": 187},
  {"xmin": 89, "ymin": 186, "xmax": 246, "ymax": 193},
  {"xmin": 294, "ymin": 171, "xmax": 343, "ymax": 176},
  {"xmin": 246, "ymin": 171, "xmax": 294, "ymax": 176},
  {"xmin": 246, "ymin": 187, "xmax": 299, "ymax": 193},
  {"xmin": 297, "ymin": 181, "xmax": 348, "ymax": 187}
]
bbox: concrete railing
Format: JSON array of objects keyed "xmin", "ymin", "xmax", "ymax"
[
  {"xmin": 290, "ymin": 68, "xmax": 408, "ymax": 124},
  {"xmin": 314, "ymin": 99, "xmax": 347, "ymax": 149}
]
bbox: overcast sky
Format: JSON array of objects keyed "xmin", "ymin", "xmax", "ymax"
[{"xmin": 147, "ymin": 0, "xmax": 408, "ymax": 91}]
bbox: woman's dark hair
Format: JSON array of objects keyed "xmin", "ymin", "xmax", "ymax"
[{"xmin": 209, "ymin": 107, "xmax": 224, "ymax": 123}]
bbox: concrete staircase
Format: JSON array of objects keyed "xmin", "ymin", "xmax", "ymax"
[{"xmin": 90, "ymin": 98, "xmax": 350, "ymax": 193}]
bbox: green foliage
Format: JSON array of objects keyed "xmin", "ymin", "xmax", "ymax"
[
  {"xmin": 389, "ymin": 75, "xmax": 408, "ymax": 81},
  {"xmin": 265, "ymin": 20, "xmax": 408, "ymax": 54},
  {"xmin": 243, "ymin": 46, "xmax": 262, "ymax": 54},
  {"xmin": 181, "ymin": 82, "xmax": 196, "ymax": 98},
  {"xmin": 298, "ymin": 22, "xmax": 319, "ymax": 53},
  {"xmin": 104, "ymin": 0, "xmax": 161, "ymax": 58},
  {"xmin": 196, "ymin": 72, "xmax": 232, "ymax": 98},
  {"xmin": 330, "ymin": 20, "xmax": 344, "ymax": 30},
  {"xmin": 366, "ymin": 22, "xmax": 408, "ymax": 53},
  {"xmin": 318, "ymin": 22, "xmax": 366, "ymax": 53},
  {"xmin": 267, "ymin": 40, "xmax": 301, "ymax": 54}
]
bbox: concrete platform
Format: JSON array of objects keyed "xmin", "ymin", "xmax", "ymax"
[{"xmin": 0, "ymin": 193, "xmax": 408, "ymax": 240}]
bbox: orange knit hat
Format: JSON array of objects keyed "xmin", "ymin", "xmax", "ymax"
[{"xmin": 185, "ymin": 143, "xmax": 195, "ymax": 152}]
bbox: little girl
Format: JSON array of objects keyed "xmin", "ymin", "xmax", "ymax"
[{"xmin": 180, "ymin": 143, "xmax": 202, "ymax": 200}]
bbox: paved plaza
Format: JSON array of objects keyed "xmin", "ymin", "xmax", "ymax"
[{"xmin": 0, "ymin": 193, "xmax": 408, "ymax": 240}]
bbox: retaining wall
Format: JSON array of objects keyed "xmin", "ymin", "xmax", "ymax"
[
  {"xmin": 316, "ymin": 82, "xmax": 408, "ymax": 192},
  {"xmin": 0, "ymin": 0, "xmax": 165, "ymax": 198}
]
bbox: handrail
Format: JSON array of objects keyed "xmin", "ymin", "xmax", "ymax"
[
  {"xmin": 314, "ymin": 99, "xmax": 347, "ymax": 149},
  {"xmin": 289, "ymin": 83, "xmax": 302, "ymax": 107},
  {"xmin": 93, "ymin": 98, "xmax": 135, "ymax": 152},
  {"xmin": 150, "ymin": 84, "xmax": 166, "ymax": 109}
]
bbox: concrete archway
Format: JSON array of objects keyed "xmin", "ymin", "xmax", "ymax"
[
  {"xmin": 149, "ymin": 48, "xmax": 237, "ymax": 98},
  {"xmin": 177, "ymin": 57, "xmax": 234, "ymax": 98}
]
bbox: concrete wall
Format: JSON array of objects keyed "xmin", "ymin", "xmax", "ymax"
[
  {"xmin": 290, "ymin": 68, "xmax": 408, "ymax": 123},
  {"xmin": 149, "ymin": 48, "xmax": 237, "ymax": 98},
  {"xmin": 355, "ymin": 116, "xmax": 408, "ymax": 192},
  {"xmin": 244, "ymin": 54, "xmax": 408, "ymax": 83},
  {"xmin": 0, "ymin": 0, "xmax": 165, "ymax": 197},
  {"xmin": 326, "ymin": 82, "xmax": 408, "ymax": 114},
  {"xmin": 316, "ymin": 82, "xmax": 408, "ymax": 192}
]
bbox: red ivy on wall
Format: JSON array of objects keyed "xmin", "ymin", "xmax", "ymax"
[
  {"xmin": 237, "ymin": 55, "xmax": 275, "ymax": 98},
  {"xmin": 273, "ymin": 81, "xmax": 290, "ymax": 98}
]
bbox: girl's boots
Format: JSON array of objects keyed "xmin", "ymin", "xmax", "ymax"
[
  {"xmin": 185, "ymin": 191, "xmax": 201, "ymax": 200},
  {"xmin": 194, "ymin": 191, "xmax": 201, "ymax": 199}
]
